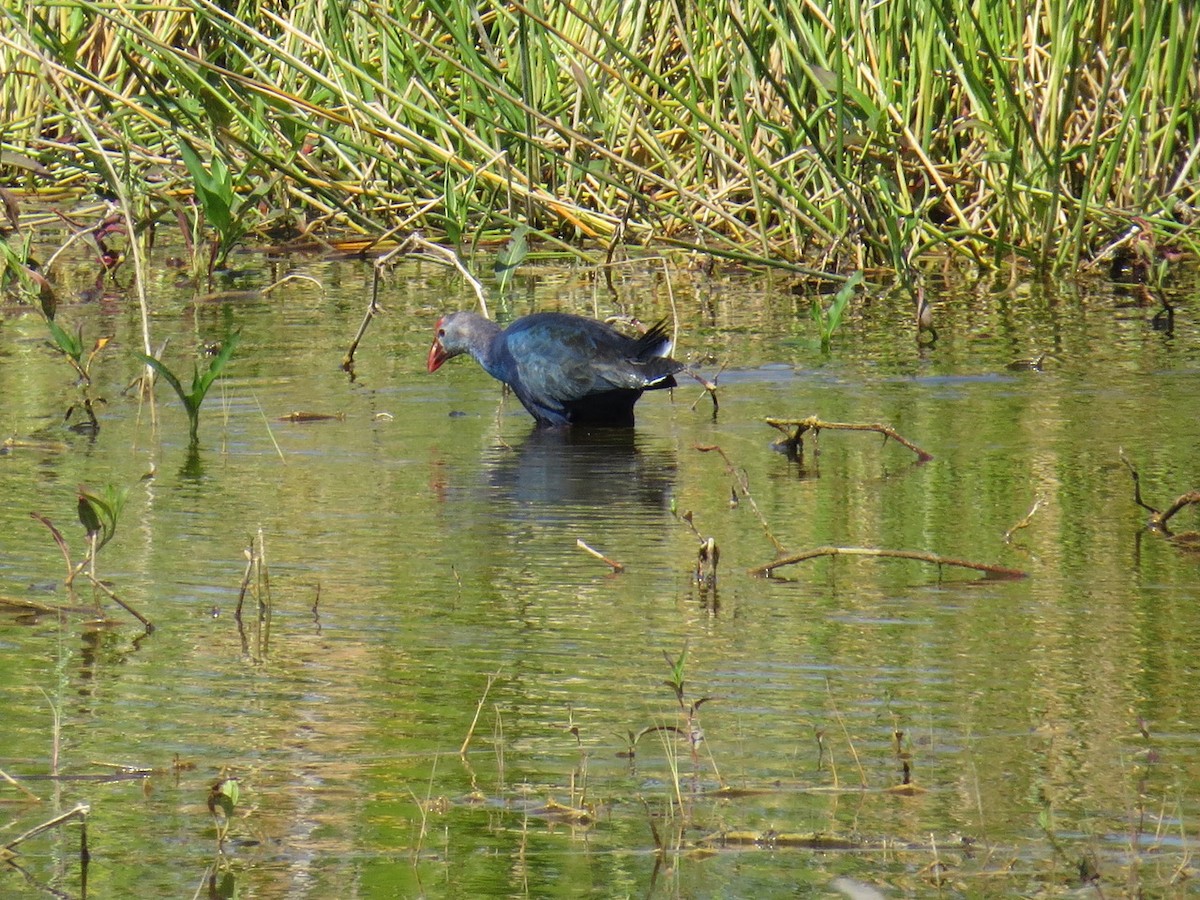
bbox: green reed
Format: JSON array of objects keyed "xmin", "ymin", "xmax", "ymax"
[{"xmin": 1, "ymin": 0, "xmax": 1195, "ymax": 273}]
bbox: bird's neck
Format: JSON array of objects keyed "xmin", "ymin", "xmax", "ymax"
[{"xmin": 464, "ymin": 314, "xmax": 505, "ymax": 370}]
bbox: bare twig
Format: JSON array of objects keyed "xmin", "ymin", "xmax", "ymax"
[
  {"xmin": 342, "ymin": 263, "xmax": 384, "ymax": 371},
  {"xmin": 765, "ymin": 416, "xmax": 934, "ymax": 463},
  {"xmin": 695, "ymin": 444, "xmax": 785, "ymax": 553},
  {"xmin": 749, "ymin": 546, "xmax": 1028, "ymax": 579},
  {"xmin": 397, "ymin": 233, "xmax": 489, "ymax": 318},
  {"xmin": 260, "ymin": 273, "xmax": 323, "ymax": 296},
  {"xmin": 576, "ymin": 539, "xmax": 625, "ymax": 573},
  {"xmin": 1120, "ymin": 448, "xmax": 1160, "ymax": 514},
  {"xmin": 344, "ymin": 235, "xmax": 489, "ymax": 371}
]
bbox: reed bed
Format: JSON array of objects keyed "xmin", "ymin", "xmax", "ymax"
[{"xmin": 1, "ymin": 0, "xmax": 1197, "ymax": 272}]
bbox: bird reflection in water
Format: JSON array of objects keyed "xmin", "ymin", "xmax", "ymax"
[{"xmin": 485, "ymin": 426, "xmax": 676, "ymax": 512}]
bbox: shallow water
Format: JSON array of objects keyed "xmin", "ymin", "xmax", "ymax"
[{"xmin": 1, "ymin": 249, "xmax": 1198, "ymax": 898}]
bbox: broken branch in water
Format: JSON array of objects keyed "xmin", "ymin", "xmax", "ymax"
[
  {"xmin": 748, "ymin": 546, "xmax": 1028, "ymax": 579},
  {"xmin": 765, "ymin": 416, "xmax": 934, "ymax": 463},
  {"xmin": 675, "ymin": 511, "xmax": 720, "ymax": 591},
  {"xmin": 576, "ymin": 539, "xmax": 625, "ymax": 573},
  {"xmin": 0, "ymin": 595, "xmax": 95, "ymax": 620},
  {"xmin": 1121, "ymin": 449, "xmax": 1200, "ymax": 541},
  {"xmin": 1155, "ymin": 492, "xmax": 1200, "ymax": 534}
]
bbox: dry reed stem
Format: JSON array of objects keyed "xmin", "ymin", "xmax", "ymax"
[{"xmin": 825, "ymin": 680, "xmax": 868, "ymax": 790}]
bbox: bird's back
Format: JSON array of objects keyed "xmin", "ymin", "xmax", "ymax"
[{"xmin": 499, "ymin": 314, "xmax": 682, "ymax": 426}]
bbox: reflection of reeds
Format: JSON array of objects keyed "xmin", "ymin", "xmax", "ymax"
[{"xmin": 2, "ymin": 1, "xmax": 1192, "ymax": 271}]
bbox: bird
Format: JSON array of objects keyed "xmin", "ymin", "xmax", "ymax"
[{"xmin": 427, "ymin": 311, "xmax": 684, "ymax": 427}]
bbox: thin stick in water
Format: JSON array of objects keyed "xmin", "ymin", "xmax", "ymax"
[
  {"xmin": 576, "ymin": 539, "xmax": 625, "ymax": 573},
  {"xmin": 460, "ymin": 671, "xmax": 500, "ymax": 756}
]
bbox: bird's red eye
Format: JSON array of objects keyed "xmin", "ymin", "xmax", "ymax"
[{"xmin": 438, "ymin": 328, "xmax": 445, "ymax": 338}]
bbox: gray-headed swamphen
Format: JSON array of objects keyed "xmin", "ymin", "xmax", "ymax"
[{"xmin": 427, "ymin": 311, "xmax": 683, "ymax": 427}]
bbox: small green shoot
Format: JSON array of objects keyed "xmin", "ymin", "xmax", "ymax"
[
  {"xmin": 76, "ymin": 483, "xmax": 129, "ymax": 556},
  {"xmin": 207, "ymin": 777, "xmax": 240, "ymax": 850},
  {"xmin": 42, "ymin": 313, "xmax": 111, "ymax": 432},
  {"xmin": 138, "ymin": 332, "xmax": 241, "ymax": 444},
  {"xmin": 33, "ymin": 479, "xmax": 153, "ymax": 630},
  {"xmin": 662, "ymin": 643, "xmax": 688, "ymax": 710},
  {"xmin": 811, "ymin": 271, "xmax": 862, "ymax": 352},
  {"xmin": 45, "ymin": 319, "xmax": 111, "ymax": 385},
  {"xmin": 66, "ymin": 481, "xmax": 156, "ymax": 631}
]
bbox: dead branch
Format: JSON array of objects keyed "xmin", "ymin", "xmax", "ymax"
[
  {"xmin": 695, "ymin": 444, "xmax": 785, "ymax": 553},
  {"xmin": 675, "ymin": 511, "xmax": 719, "ymax": 590},
  {"xmin": 576, "ymin": 539, "xmax": 625, "ymax": 573},
  {"xmin": 0, "ymin": 767, "xmax": 40, "ymax": 802},
  {"xmin": 406, "ymin": 234, "xmax": 489, "ymax": 317},
  {"xmin": 1121, "ymin": 449, "xmax": 1200, "ymax": 538},
  {"xmin": 1119, "ymin": 449, "xmax": 1159, "ymax": 515},
  {"xmin": 749, "ymin": 546, "xmax": 1027, "ymax": 579},
  {"xmin": 765, "ymin": 416, "xmax": 934, "ymax": 463}
]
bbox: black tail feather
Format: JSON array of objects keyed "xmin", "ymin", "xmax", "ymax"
[{"xmin": 634, "ymin": 319, "xmax": 674, "ymax": 360}]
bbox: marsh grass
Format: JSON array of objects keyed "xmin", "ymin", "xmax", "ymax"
[{"xmin": 1, "ymin": 0, "xmax": 1195, "ymax": 272}]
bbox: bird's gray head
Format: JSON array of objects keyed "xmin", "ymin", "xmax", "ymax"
[{"xmin": 427, "ymin": 311, "xmax": 500, "ymax": 372}]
